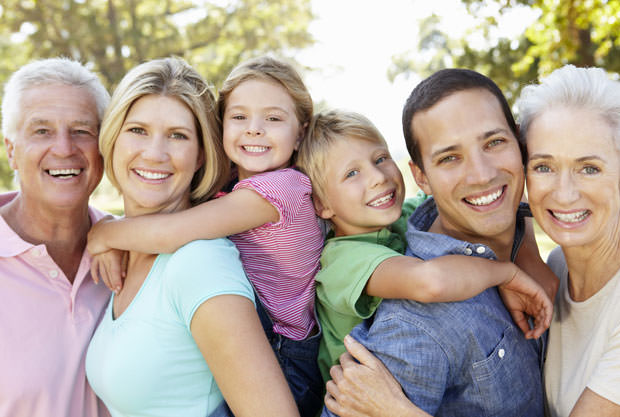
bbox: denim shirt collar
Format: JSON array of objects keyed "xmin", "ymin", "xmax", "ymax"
[{"xmin": 405, "ymin": 197, "xmax": 531, "ymax": 262}]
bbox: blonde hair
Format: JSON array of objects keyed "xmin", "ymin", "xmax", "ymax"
[
  {"xmin": 217, "ymin": 56, "xmax": 313, "ymax": 128},
  {"xmin": 99, "ymin": 57, "xmax": 228, "ymax": 204},
  {"xmin": 297, "ymin": 109, "xmax": 388, "ymax": 204}
]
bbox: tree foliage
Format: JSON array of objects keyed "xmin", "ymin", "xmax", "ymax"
[
  {"xmin": 390, "ymin": 0, "xmax": 620, "ymax": 103},
  {"xmin": 0, "ymin": 0, "xmax": 314, "ymax": 190}
]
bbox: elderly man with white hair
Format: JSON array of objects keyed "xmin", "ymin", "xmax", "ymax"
[{"xmin": 0, "ymin": 58, "xmax": 111, "ymax": 416}]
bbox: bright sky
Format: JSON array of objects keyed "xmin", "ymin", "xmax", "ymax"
[{"xmin": 298, "ymin": 0, "xmax": 536, "ymax": 160}]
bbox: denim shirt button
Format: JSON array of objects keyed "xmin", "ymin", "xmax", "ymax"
[
  {"xmin": 476, "ymin": 246, "xmax": 486, "ymax": 254},
  {"xmin": 498, "ymin": 348, "xmax": 505, "ymax": 359},
  {"xmin": 464, "ymin": 247, "xmax": 473, "ymax": 255}
]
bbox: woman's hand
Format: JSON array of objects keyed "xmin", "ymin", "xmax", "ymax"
[
  {"xmin": 324, "ymin": 335, "xmax": 430, "ymax": 417},
  {"xmin": 498, "ymin": 265, "xmax": 553, "ymax": 339},
  {"xmin": 90, "ymin": 249, "xmax": 127, "ymax": 293}
]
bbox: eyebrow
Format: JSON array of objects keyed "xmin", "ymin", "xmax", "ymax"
[
  {"xmin": 225, "ymin": 104, "xmax": 290, "ymax": 114},
  {"xmin": 528, "ymin": 153, "xmax": 606, "ymax": 163},
  {"xmin": 27, "ymin": 118, "xmax": 97, "ymax": 128}
]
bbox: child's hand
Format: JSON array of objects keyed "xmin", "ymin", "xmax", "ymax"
[
  {"xmin": 90, "ymin": 249, "xmax": 128, "ymax": 293},
  {"xmin": 498, "ymin": 266, "xmax": 553, "ymax": 339},
  {"xmin": 87, "ymin": 215, "xmax": 117, "ymax": 256}
]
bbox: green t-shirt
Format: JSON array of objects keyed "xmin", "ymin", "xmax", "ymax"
[{"xmin": 315, "ymin": 194, "xmax": 426, "ymax": 382}]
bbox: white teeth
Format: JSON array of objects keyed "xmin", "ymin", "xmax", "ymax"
[
  {"xmin": 48, "ymin": 168, "xmax": 81, "ymax": 177},
  {"xmin": 135, "ymin": 169, "xmax": 169, "ymax": 180},
  {"xmin": 465, "ymin": 188, "xmax": 503, "ymax": 206},
  {"xmin": 552, "ymin": 210, "xmax": 589, "ymax": 223},
  {"xmin": 243, "ymin": 145, "xmax": 269, "ymax": 153},
  {"xmin": 368, "ymin": 193, "xmax": 394, "ymax": 207}
]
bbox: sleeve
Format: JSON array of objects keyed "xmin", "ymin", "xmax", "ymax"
[
  {"xmin": 164, "ymin": 239, "xmax": 255, "ymax": 329},
  {"xmin": 232, "ymin": 168, "xmax": 310, "ymax": 230},
  {"xmin": 350, "ymin": 310, "xmax": 449, "ymax": 415},
  {"xmin": 316, "ymin": 239, "xmax": 401, "ymax": 319},
  {"xmin": 588, "ymin": 318, "xmax": 620, "ymax": 405}
]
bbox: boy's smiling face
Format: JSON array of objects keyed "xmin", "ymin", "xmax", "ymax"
[{"xmin": 316, "ymin": 136, "xmax": 405, "ymax": 236}]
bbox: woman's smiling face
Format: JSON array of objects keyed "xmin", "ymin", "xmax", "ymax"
[
  {"xmin": 526, "ymin": 106, "xmax": 620, "ymax": 250},
  {"xmin": 112, "ymin": 94, "xmax": 204, "ymax": 216}
]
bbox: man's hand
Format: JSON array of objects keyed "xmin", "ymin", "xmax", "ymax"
[{"xmin": 324, "ymin": 335, "xmax": 430, "ymax": 417}]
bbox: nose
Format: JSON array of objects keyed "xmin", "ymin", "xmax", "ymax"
[
  {"xmin": 552, "ymin": 169, "xmax": 580, "ymax": 205},
  {"xmin": 50, "ymin": 129, "xmax": 76, "ymax": 157},
  {"xmin": 245, "ymin": 118, "xmax": 264, "ymax": 136},
  {"xmin": 369, "ymin": 164, "xmax": 388, "ymax": 188},
  {"xmin": 141, "ymin": 134, "xmax": 169, "ymax": 162},
  {"xmin": 464, "ymin": 150, "xmax": 497, "ymax": 186}
]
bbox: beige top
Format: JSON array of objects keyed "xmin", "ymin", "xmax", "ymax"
[{"xmin": 544, "ymin": 247, "xmax": 620, "ymax": 417}]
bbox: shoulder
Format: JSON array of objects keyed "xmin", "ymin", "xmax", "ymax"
[
  {"xmin": 547, "ymin": 246, "xmax": 567, "ymax": 277},
  {"xmin": 168, "ymin": 238, "xmax": 241, "ymax": 268}
]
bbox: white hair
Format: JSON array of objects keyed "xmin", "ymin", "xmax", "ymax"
[
  {"xmin": 517, "ymin": 65, "xmax": 620, "ymax": 149},
  {"xmin": 1, "ymin": 57, "xmax": 110, "ymax": 139}
]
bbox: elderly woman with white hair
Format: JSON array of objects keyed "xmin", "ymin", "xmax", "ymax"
[{"xmin": 517, "ymin": 65, "xmax": 620, "ymax": 416}]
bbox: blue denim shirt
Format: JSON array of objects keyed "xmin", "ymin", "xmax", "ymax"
[{"xmin": 324, "ymin": 198, "xmax": 543, "ymax": 417}]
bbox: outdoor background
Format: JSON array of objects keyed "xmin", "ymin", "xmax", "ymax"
[{"xmin": 2, "ymin": 0, "xmax": 619, "ymax": 258}]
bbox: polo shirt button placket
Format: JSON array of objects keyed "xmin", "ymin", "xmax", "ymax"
[
  {"xmin": 49, "ymin": 269, "xmax": 59, "ymax": 279},
  {"xmin": 476, "ymin": 246, "xmax": 486, "ymax": 254},
  {"xmin": 464, "ymin": 247, "xmax": 473, "ymax": 256},
  {"xmin": 498, "ymin": 348, "xmax": 505, "ymax": 359}
]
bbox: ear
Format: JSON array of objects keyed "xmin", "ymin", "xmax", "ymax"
[
  {"xmin": 312, "ymin": 193, "xmax": 335, "ymax": 220},
  {"xmin": 409, "ymin": 160, "xmax": 432, "ymax": 195},
  {"xmin": 4, "ymin": 137, "xmax": 17, "ymax": 170},
  {"xmin": 294, "ymin": 122, "xmax": 308, "ymax": 151}
]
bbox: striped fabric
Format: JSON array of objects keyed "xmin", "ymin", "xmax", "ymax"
[{"xmin": 230, "ymin": 168, "xmax": 323, "ymax": 340}]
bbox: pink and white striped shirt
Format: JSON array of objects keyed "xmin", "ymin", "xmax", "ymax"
[{"xmin": 230, "ymin": 168, "xmax": 323, "ymax": 340}]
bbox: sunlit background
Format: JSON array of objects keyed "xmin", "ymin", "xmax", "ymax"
[{"xmin": 2, "ymin": 0, "xmax": 617, "ymax": 257}]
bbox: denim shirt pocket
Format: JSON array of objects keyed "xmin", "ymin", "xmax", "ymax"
[{"xmin": 471, "ymin": 325, "xmax": 543, "ymax": 417}]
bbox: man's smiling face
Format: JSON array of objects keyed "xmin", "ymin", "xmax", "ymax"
[{"xmin": 410, "ymin": 88, "xmax": 524, "ymax": 246}]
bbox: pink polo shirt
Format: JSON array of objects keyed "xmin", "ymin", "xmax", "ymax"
[{"xmin": 0, "ymin": 191, "xmax": 110, "ymax": 417}]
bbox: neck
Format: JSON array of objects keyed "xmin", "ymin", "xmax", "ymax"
[
  {"xmin": 561, "ymin": 236, "xmax": 620, "ymax": 302},
  {"xmin": 0, "ymin": 193, "xmax": 91, "ymax": 282},
  {"xmin": 429, "ymin": 216, "xmax": 515, "ymax": 262}
]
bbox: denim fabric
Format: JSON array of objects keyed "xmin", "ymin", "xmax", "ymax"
[
  {"xmin": 323, "ymin": 198, "xmax": 543, "ymax": 417},
  {"xmin": 256, "ymin": 298, "xmax": 324, "ymax": 417}
]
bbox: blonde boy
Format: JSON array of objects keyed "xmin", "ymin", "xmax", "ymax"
[{"xmin": 296, "ymin": 109, "xmax": 551, "ymax": 382}]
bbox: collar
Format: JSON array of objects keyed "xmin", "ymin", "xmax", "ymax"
[
  {"xmin": 0, "ymin": 191, "xmax": 108, "ymax": 258},
  {"xmin": 405, "ymin": 197, "xmax": 530, "ymax": 262}
]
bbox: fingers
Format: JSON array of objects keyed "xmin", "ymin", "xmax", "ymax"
[{"xmin": 343, "ymin": 334, "xmax": 379, "ymax": 369}]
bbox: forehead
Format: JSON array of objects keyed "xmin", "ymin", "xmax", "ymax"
[
  {"xmin": 412, "ymin": 89, "xmax": 513, "ymax": 154},
  {"xmin": 18, "ymin": 83, "xmax": 99, "ymax": 128},
  {"xmin": 226, "ymin": 78, "xmax": 295, "ymax": 109}
]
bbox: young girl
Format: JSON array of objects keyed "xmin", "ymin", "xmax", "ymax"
[{"xmin": 87, "ymin": 56, "xmax": 325, "ymax": 416}]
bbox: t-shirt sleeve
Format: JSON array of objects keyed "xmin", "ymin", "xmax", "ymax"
[
  {"xmin": 316, "ymin": 239, "xmax": 401, "ymax": 319},
  {"xmin": 588, "ymin": 322, "xmax": 620, "ymax": 406},
  {"xmin": 164, "ymin": 239, "xmax": 255, "ymax": 328},
  {"xmin": 232, "ymin": 169, "xmax": 310, "ymax": 230},
  {"xmin": 350, "ymin": 312, "xmax": 448, "ymax": 415}
]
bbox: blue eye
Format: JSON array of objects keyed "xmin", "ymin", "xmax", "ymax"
[
  {"xmin": 376, "ymin": 156, "xmax": 386, "ymax": 164},
  {"xmin": 487, "ymin": 138, "xmax": 505, "ymax": 148},
  {"xmin": 129, "ymin": 127, "xmax": 145, "ymax": 134},
  {"xmin": 345, "ymin": 169, "xmax": 358, "ymax": 179},
  {"xmin": 582, "ymin": 165, "xmax": 600, "ymax": 175},
  {"xmin": 532, "ymin": 164, "xmax": 550, "ymax": 173}
]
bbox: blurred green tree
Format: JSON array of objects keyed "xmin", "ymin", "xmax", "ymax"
[
  {"xmin": 389, "ymin": 0, "xmax": 620, "ymax": 103},
  {"xmin": 0, "ymin": 0, "xmax": 314, "ymax": 190}
]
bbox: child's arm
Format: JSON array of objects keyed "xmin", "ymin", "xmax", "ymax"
[
  {"xmin": 87, "ymin": 188, "xmax": 279, "ymax": 256},
  {"xmin": 364, "ymin": 255, "xmax": 552, "ymax": 338}
]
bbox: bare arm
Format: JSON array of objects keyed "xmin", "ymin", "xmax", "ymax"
[
  {"xmin": 191, "ymin": 294, "xmax": 299, "ymax": 417},
  {"xmin": 515, "ymin": 217, "xmax": 560, "ymax": 300},
  {"xmin": 324, "ymin": 335, "xmax": 429, "ymax": 417},
  {"xmin": 570, "ymin": 388, "xmax": 620, "ymax": 417},
  {"xmin": 87, "ymin": 188, "xmax": 278, "ymax": 255},
  {"xmin": 365, "ymin": 255, "xmax": 552, "ymax": 338}
]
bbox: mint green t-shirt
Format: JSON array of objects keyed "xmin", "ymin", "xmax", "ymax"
[
  {"xmin": 316, "ymin": 195, "xmax": 426, "ymax": 382},
  {"xmin": 86, "ymin": 239, "xmax": 254, "ymax": 417}
]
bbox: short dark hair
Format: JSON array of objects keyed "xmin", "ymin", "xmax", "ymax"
[{"xmin": 402, "ymin": 68, "xmax": 521, "ymax": 171}]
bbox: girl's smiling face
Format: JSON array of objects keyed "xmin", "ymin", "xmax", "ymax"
[
  {"xmin": 222, "ymin": 79, "xmax": 303, "ymax": 181},
  {"xmin": 526, "ymin": 106, "xmax": 620, "ymax": 251}
]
